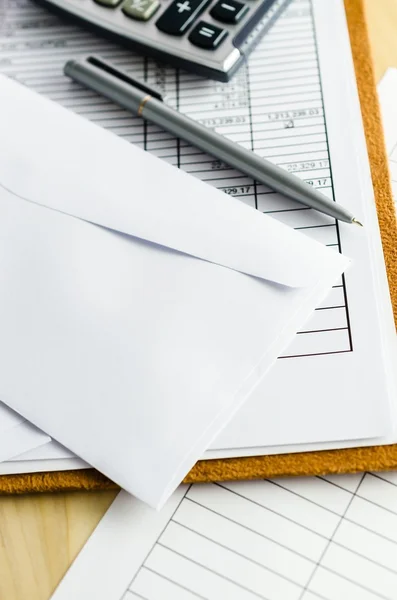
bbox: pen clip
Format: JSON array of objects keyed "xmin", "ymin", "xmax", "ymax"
[{"xmin": 86, "ymin": 55, "xmax": 165, "ymax": 101}]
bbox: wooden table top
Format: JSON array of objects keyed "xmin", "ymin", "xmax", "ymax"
[{"xmin": 0, "ymin": 1, "xmax": 396, "ymax": 598}]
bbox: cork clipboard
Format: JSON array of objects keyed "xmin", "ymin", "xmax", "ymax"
[{"xmin": 1, "ymin": 0, "xmax": 396, "ymax": 496}]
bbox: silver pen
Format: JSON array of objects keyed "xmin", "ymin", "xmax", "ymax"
[{"xmin": 64, "ymin": 56, "xmax": 362, "ymax": 226}]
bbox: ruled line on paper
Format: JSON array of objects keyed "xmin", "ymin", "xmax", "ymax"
[{"xmin": 110, "ymin": 474, "xmax": 397, "ymax": 600}]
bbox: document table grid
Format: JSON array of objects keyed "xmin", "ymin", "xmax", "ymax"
[{"xmin": 121, "ymin": 475, "xmax": 397, "ymax": 600}]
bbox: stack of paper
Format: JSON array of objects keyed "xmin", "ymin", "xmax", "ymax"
[
  {"xmin": 0, "ymin": 0, "xmax": 396, "ymax": 509},
  {"xmin": 0, "ymin": 74, "xmax": 349, "ymax": 507}
]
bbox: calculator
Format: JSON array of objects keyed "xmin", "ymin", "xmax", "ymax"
[{"xmin": 34, "ymin": 0, "xmax": 290, "ymax": 81}]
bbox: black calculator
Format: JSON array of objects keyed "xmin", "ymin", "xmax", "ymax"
[{"xmin": 34, "ymin": 0, "xmax": 290, "ymax": 81}]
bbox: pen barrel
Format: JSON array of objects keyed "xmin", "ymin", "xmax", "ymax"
[
  {"xmin": 64, "ymin": 58, "xmax": 354, "ymax": 223},
  {"xmin": 143, "ymin": 99, "xmax": 349, "ymax": 222},
  {"xmin": 65, "ymin": 60, "xmax": 145, "ymax": 114}
]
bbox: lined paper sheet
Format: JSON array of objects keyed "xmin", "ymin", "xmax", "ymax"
[
  {"xmin": 52, "ymin": 475, "xmax": 397, "ymax": 600},
  {"xmin": 0, "ymin": 0, "xmax": 396, "ymax": 470},
  {"xmin": 378, "ymin": 67, "xmax": 397, "ymax": 207}
]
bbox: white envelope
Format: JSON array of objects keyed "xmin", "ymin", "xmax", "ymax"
[{"xmin": 0, "ymin": 76, "xmax": 349, "ymax": 507}]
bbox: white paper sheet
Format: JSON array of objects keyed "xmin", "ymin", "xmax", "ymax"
[
  {"xmin": 0, "ymin": 75, "xmax": 348, "ymax": 507},
  {"xmin": 207, "ymin": 0, "xmax": 397, "ymax": 456},
  {"xmin": 0, "ymin": 401, "xmax": 50, "ymax": 463},
  {"xmin": 0, "ymin": 420, "xmax": 49, "ymax": 463},
  {"xmin": 0, "ymin": 441, "xmax": 86, "ymax": 476},
  {"xmin": 0, "ymin": 0, "xmax": 396, "ymax": 475},
  {"xmin": 51, "ymin": 474, "xmax": 397, "ymax": 600}
]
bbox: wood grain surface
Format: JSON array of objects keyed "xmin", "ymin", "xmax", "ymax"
[{"xmin": 0, "ymin": 1, "xmax": 395, "ymax": 599}]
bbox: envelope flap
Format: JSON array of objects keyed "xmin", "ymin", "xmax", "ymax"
[{"xmin": 0, "ymin": 75, "xmax": 338, "ymax": 288}]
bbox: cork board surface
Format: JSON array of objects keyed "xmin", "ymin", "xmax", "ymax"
[{"xmin": 1, "ymin": 0, "xmax": 396, "ymax": 495}]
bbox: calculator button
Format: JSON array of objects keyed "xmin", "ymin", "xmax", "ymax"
[
  {"xmin": 94, "ymin": 0, "xmax": 122, "ymax": 7},
  {"xmin": 122, "ymin": 0, "xmax": 160, "ymax": 20},
  {"xmin": 188, "ymin": 21, "xmax": 228, "ymax": 49},
  {"xmin": 210, "ymin": 0, "xmax": 248, "ymax": 24},
  {"xmin": 156, "ymin": 0, "xmax": 211, "ymax": 36}
]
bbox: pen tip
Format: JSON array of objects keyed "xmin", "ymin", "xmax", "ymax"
[{"xmin": 352, "ymin": 218, "xmax": 363, "ymax": 227}]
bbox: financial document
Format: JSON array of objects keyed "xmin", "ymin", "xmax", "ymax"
[
  {"xmin": 51, "ymin": 475, "xmax": 397, "ymax": 600},
  {"xmin": 0, "ymin": 0, "xmax": 395, "ymax": 470},
  {"xmin": 0, "ymin": 0, "xmax": 352, "ymax": 358}
]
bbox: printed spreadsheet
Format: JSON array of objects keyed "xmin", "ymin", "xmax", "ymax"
[{"xmin": 0, "ymin": 0, "xmax": 351, "ymax": 359}]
